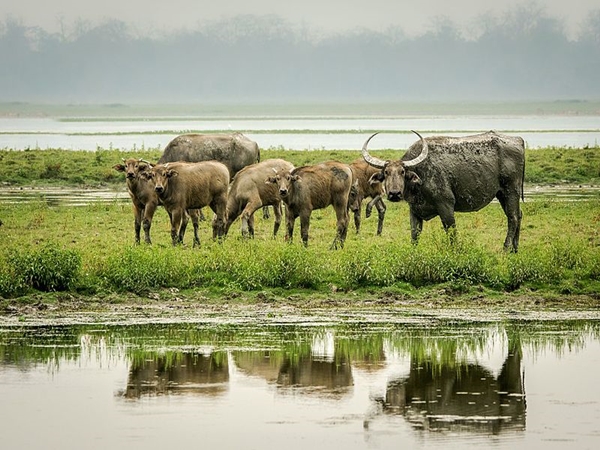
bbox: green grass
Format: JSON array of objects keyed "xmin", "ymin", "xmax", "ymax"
[
  {"xmin": 0, "ymin": 192, "xmax": 598, "ymax": 300},
  {"xmin": 0, "ymin": 146, "xmax": 599, "ymax": 187},
  {"xmin": 0, "ymin": 146, "xmax": 599, "ymax": 302}
]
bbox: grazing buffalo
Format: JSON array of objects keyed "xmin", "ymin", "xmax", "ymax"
[
  {"xmin": 267, "ymin": 161, "xmax": 353, "ymax": 249},
  {"xmin": 348, "ymin": 159, "xmax": 386, "ymax": 235},
  {"xmin": 159, "ymin": 132, "xmax": 259, "ymax": 180},
  {"xmin": 144, "ymin": 161, "xmax": 229, "ymax": 246},
  {"xmin": 113, "ymin": 158, "xmax": 200, "ymax": 244},
  {"xmin": 362, "ymin": 131, "xmax": 525, "ymax": 252},
  {"xmin": 225, "ymin": 159, "xmax": 295, "ymax": 238}
]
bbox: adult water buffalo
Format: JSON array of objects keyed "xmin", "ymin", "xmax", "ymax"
[
  {"xmin": 224, "ymin": 159, "xmax": 295, "ymax": 238},
  {"xmin": 113, "ymin": 158, "xmax": 200, "ymax": 245},
  {"xmin": 158, "ymin": 132, "xmax": 259, "ymax": 180},
  {"xmin": 144, "ymin": 161, "xmax": 229, "ymax": 246},
  {"xmin": 362, "ymin": 131, "xmax": 525, "ymax": 252},
  {"xmin": 348, "ymin": 159, "xmax": 386, "ymax": 235},
  {"xmin": 267, "ymin": 161, "xmax": 353, "ymax": 249}
]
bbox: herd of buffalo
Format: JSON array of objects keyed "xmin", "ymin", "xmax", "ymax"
[{"xmin": 113, "ymin": 130, "xmax": 526, "ymax": 252}]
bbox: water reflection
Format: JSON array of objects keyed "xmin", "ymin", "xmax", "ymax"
[
  {"xmin": 380, "ymin": 348, "xmax": 525, "ymax": 434},
  {"xmin": 0, "ymin": 320, "xmax": 599, "ymax": 449},
  {"xmin": 124, "ymin": 351, "xmax": 229, "ymax": 398}
]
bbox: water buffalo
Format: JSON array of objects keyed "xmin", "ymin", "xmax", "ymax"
[
  {"xmin": 144, "ymin": 161, "xmax": 229, "ymax": 246},
  {"xmin": 159, "ymin": 132, "xmax": 259, "ymax": 180},
  {"xmin": 224, "ymin": 159, "xmax": 295, "ymax": 238},
  {"xmin": 362, "ymin": 130, "xmax": 525, "ymax": 252},
  {"xmin": 113, "ymin": 158, "xmax": 200, "ymax": 244},
  {"xmin": 267, "ymin": 161, "xmax": 353, "ymax": 249},
  {"xmin": 348, "ymin": 159, "xmax": 386, "ymax": 235}
]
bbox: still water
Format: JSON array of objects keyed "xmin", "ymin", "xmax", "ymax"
[
  {"xmin": 1, "ymin": 317, "xmax": 599, "ymax": 449},
  {"xmin": 1, "ymin": 115, "xmax": 599, "ymax": 150}
]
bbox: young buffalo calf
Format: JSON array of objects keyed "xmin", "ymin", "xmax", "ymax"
[
  {"xmin": 144, "ymin": 161, "xmax": 229, "ymax": 246},
  {"xmin": 225, "ymin": 159, "xmax": 294, "ymax": 238},
  {"xmin": 267, "ymin": 161, "xmax": 352, "ymax": 249}
]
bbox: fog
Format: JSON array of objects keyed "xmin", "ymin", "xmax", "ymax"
[{"xmin": 0, "ymin": 2, "xmax": 599, "ymax": 104}]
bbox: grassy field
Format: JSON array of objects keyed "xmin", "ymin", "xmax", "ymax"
[{"xmin": 0, "ymin": 146, "xmax": 599, "ymax": 308}]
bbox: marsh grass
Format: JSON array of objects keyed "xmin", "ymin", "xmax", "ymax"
[
  {"xmin": 0, "ymin": 191, "xmax": 598, "ymax": 299},
  {"xmin": 0, "ymin": 146, "xmax": 599, "ymax": 301},
  {"xmin": 0, "ymin": 147, "xmax": 599, "ymax": 187}
]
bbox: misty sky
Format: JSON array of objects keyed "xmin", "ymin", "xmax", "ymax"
[{"xmin": 2, "ymin": 0, "xmax": 599, "ymax": 38}]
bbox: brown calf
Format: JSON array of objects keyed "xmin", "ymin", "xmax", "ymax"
[
  {"xmin": 267, "ymin": 161, "xmax": 352, "ymax": 249},
  {"xmin": 225, "ymin": 159, "xmax": 295, "ymax": 238},
  {"xmin": 113, "ymin": 158, "xmax": 200, "ymax": 245},
  {"xmin": 348, "ymin": 159, "xmax": 386, "ymax": 235},
  {"xmin": 144, "ymin": 161, "xmax": 229, "ymax": 246}
]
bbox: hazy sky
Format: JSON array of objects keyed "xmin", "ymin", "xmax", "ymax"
[{"xmin": 2, "ymin": 0, "xmax": 598, "ymax": 38}]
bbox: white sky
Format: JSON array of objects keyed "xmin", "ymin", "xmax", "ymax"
[{"xmin": 1, "ymin": 0, "xmax": 598, "ymax": 38}]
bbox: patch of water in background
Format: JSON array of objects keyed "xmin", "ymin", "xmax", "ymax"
[
  {"xmin": 0, "ymin": 116, "xmax": 599, "ymax": 150},
  {"xmin": 0, "ymin": 185, "xmax": 597, "ymax": 207}
]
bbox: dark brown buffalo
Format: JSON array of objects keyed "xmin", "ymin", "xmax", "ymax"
[
  {"xmin": 362, "ymin": 130, "xmax": 525, "ymax": 251},
  {"xmin": 144, "ymin": 161, "xmax": 229, "ymax": 246},
  {"xmin": 159, "ymin": 132, "xmax": 259, "ymax": 180},
  {"xmin": 113, "ymin": 158, "xmax": 200, "ymax": 244},
  {"xmin": 348, "ymin": 159, "xmax": 386, "ymax": 235},
  {"xmin": 225, "ymin": 159, "xmax": 294, "ymax": 238},
  {"xmin": 267, "ymin": 161, "xmax": 353, "ymax": 249}
]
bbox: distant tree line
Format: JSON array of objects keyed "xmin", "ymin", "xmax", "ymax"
[{"xmin": 1, "ymin": 5, "xmax": 599, "ymax": 103}]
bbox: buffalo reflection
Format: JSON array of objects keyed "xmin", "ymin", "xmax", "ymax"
[
  {"xmin": 376, "ymin": 340, "xmax": 525, "ymax": 434},
  {"xmin": 234, "ymin": 351, "xmax": 354, "ymax": 397},
  {"xmin": 124, "ymin": 351, "xmax": 229, "ymax": 398}
]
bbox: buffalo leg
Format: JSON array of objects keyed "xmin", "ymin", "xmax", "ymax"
[
  {"xmin": 331, "ymin": 203, "xmax": 349, "ymax": 250},
  {"xmin": 367, "ymin": 196, "xmax": 386, "ymax": 236},
  {"xmin": 352, "ymin": 203, "xmax": 362, "ymax": 234},
  {"xmin": 409, "ymin": 210, "xmax": 424, "ymax": 244},
  {"xmin": 285, "ymin": 209, "xmax": 297, "ymax": 243},
  {"xmin": 497, "ymin": 193, "xmax": 522, "ymax": 253},
  {"xmin": 262, "ymin": 205, "xmax": 270, "ymax": 219},
  {"xmin": 132, "ymin": 203, "xmax": 143, "ymax": 244},
  {"xmin": 169, "ymin": 209, "xmax": 184, "ymax": 246},
  {"xmin": 142, "ymin": 201, "xmax": 158, "ymax": 245},
  {"xmin": 210, "ymin": 196, "xmax": 227, "ymax": 240},
  {"xmin": 188, "ymin": 209, "xmax": 201, "ymax": 247},
  {"xmin": 240, "ymin": 200, "xmax": 262, "ymax": 238},
  {"xmin": 299, "ymin": 212, "xmax": 312, "ymax": 247},
  {"xmin": 272, "ymin": 202, "xmax": 283, "ymax": 237}
]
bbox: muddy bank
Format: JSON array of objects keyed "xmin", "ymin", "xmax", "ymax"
[{"xmin": 2, "ymin": 290, "xmax": 599, "ymax": 326}]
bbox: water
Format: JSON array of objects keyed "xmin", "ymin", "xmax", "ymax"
[
  {"xmin": 1, "ymin": 115, "xmax": 599, "ymax": 150},
  {"xmin": 1, "ymin": 317, "xmax": 599, "ymax": 449}
]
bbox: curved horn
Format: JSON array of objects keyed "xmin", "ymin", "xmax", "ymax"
[
  {"xmin": 361, "ymin": 132, "xmax": 387, "ymax": 169},
  {"xmin": 403, "ymin": 130, "xmax": 429, "ymax": 167},
  {"xmin": 139, "ymin": 159, "xmax": 154, "ymax": 168}
]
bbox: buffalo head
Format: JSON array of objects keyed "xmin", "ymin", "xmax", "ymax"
[
  {"xmin": 145, "ymin": 164, "xmax": 178, "ymax": 195},
  {"xmin": 266, "ymin": 168, "xmax": 298, "ymax": 199},
  {"xmin": 113, "ymin": 158, "xmax": 153, "ymax": 180},
  {"xmin": 362, "ymin": 131, "xmax": 428, "ymax": 202}
]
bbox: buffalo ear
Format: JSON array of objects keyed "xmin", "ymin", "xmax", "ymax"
[
  {"xmin": 407, "ymin": 170, "xmax": 422, "ymax": 185},
  {"xmin": 291, "ymin": 174, "xmax": 301, "ymax": 183},
  {"xmin": 139, "ymin": 171, "xmax": 152, "ymax": 180},
  {"xmin": 167, "ymin": 169, "xmax": 178, "ymax": 178},
  {"xmin": 113, "ymin": 164, "xmax": 125, "ymax": 172},
  {"xmin": 265, "ymin": 176, "xmax": 276, "ymax": 184},
  {"xmin": 368, "ymin": 172, "xmax": 384, "ymax": 185}
]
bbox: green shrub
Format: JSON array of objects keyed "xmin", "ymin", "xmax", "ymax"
[
  {"xmin": 9, "ymin": 244, "xmax": 81, "ymax": 292},
  {"xmin": 101, "ymin": 246, "xmax": 190, "ymax": 293}
]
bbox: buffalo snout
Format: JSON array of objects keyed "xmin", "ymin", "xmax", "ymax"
[
  {"xmin": 154, "ymin": 185, "xmax": 164, "ymax": 194},
  {"xmin": 387, "ymin": 191, "xmax": 403, "ymax": 202},
  {"xmin": 279, "ymin": 188, "xmax": 288, "ymax": 197}
]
